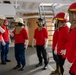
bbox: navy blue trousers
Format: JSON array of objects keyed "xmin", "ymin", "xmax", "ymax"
[
  {"xmin": 14, "ymin": 43, "xmax": 25, "ymax": 66},
  {"xmin": 1, "ymin": 42, "xmax": 9, "ymax": 61}
]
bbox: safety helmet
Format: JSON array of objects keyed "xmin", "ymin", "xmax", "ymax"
[
  {"xmin": 55, "ymin": 12, "xmax": 68, "ymax": 23},
  {"xmin": 15, "ymin": 18, "xmax": 24, "ymax": 25},
  {"xmin": 68, "ymin": 2, "xmax": 76, "ymax": 12},
  {"xmin": 3, "ymin": 19, "xmax": 8, "ymax": 26},
  {"xmin": 68, "ymin": 2, "xmax": 76, "ymax": 23},
  {"xmin": 0, "ymin": 15, "xmax": 6, "ymax": 20}
]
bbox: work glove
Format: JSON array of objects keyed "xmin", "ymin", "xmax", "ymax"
[
  {"xmin": 25, "ymin": 40, "xmax": 29, "ymax": 49},
  {"xmin": 60, "ymin": 49, "xmax": 66, "ymax": 55},
  {"xmin": 2, "ymin": 37, "xmax": 6, "ymax": 46},
  {"xmin": 54, "ymin": 45, "xmax": 57, "ymax": 55},
  {"xmin": 44, "ymin": 39, "xmax": 48, "ymax": 49},
  {"xmin": 9, "ymin": 39, "xmax": 11, "ymax": 44},
  {"xmin": 32, "ymin": 38, "xmax": 35, "ymax": 47},
  {"xmin": 54, "ymin": 49, "xmax": 57, "ymax": 55}
]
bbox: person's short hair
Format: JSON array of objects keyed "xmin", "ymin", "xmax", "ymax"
[{"xmin": 38, "ymin": 18, "xmax": 43, "ymax": 22}]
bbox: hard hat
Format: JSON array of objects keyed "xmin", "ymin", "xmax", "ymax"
[
  {"xmin": 55, "ymin": 12, "xmax": 68, "ymax": 23},
  {"xmin": 15, "ymin": 18, "xmax": 24, "ymax": 25},
  {"xmin": 61, "ymin": 19, "xmax": 68, "ymax": 23},
  {"xmin": 0, "ymin": 15, "xmax": 6, "ymax": 20},
  {"xmin": 3, "ymin": 19, "xmax": 8, "ymax": 25},
  {"xmin": 68, "ymin": 2, "xmax": 76, "ymax": 12},
  {"xmin": 55, "ymin": 12, "xmax": 65, "ymax": 20}
]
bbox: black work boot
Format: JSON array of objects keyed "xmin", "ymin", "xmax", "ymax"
[
  {"xmin": 5, "ymin": 59, "xmax": 11, "ymax": 62},
  {"xmin": 36, "ymin": 63, "xmax": 42, "ymax": 67},
  {"xmin": 42, "ymin": 64, "xmax": 48, "ymax": 70},
  {"xmin": 18, "ymin": 65, "xmax": 25, "ymax": 71},
  {"xmin": 1, "ymin": 61, "xmax": 6, "ymax": 65},
  {"xmin": 13, "ymin": 65, "xmax": 21, "ymax": 70}
]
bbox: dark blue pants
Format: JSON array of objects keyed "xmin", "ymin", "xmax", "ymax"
[
  {"xmin": 1, "ymin": 42, "xmax": 9, "ymax": 61},
  {"xmin": 0, "ymin": 42, "xmax": 2, "ymax": 52},
  {"xmin": 14, "ymin": 43, "xmax": 25, "ymax": 66}
]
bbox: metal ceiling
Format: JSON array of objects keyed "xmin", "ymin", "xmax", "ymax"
[{"xmin": 0, "ymin": 0, "xmax": 76, "ymax": 18}]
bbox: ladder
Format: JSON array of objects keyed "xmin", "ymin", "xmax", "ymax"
[{"xmin": 38, "ymin": 3, "xmax": 56, "ymax": 46}]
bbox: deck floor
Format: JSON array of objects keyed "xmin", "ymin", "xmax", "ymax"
[{"xmin": 0, "ymin": 46, "xmax": 68, "ymax": 75}]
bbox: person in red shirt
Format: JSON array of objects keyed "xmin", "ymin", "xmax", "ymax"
[
  {"xmin": 32, "ymin": 18, "xmax": 48, "ymax": 70},
  {"xmin": 51, "ymin": 17, "xmax": 60, "ymax": 74},
  {"xmin": 0, "ymin": 20, "xmax": 5, "ymax": 51},
  {"xmin": 63, "ymin": 2, "xmax": 76, "ymax": 75},
  {"xmin": 53, "ymin": 12, "xmax": 69, "ymax": 75},
  {"xmin": 13, "ymin": 18, "xmax": 28, "ymax": 71},
  {"xmin": 0, "ymin": 16, "xmax": 6, "ymax": 65},
  {"xmin": 1, "ymin": 19, "xmax": 11, "ymax": 65}
]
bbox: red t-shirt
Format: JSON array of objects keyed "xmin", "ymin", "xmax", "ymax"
[
  {"xmin": 52, "ymin": 29, "xmax": 59, "ymax": 50},
  {"xmin": 13, "ymin": 28, "xmax": 28, "ymax": 44},
  {"xmin": 34, "ymin": 27, "xmax": 48, "ymax": 45},
  {"xmin": 2, "ymin": 25, "xmax": 9, "ymax": 42},
  {"xmin": 57, "ymin": 26, "xmax": 69, "ymax": 55},
  {"xmin": 66, "ymin": 27, "xmax": 76, "ymax": 63}
]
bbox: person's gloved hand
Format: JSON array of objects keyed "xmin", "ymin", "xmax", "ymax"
[
  {"xmin": 44, "ymin": 44, "xmax": 48, "ymax": 49},
  {"xmin": 44, "ymin": 39, "xmax": 48, "ymax": 49},
  {"xmin": 25, "ymin": 40, "xmax": 28, "ymax": 49},
  {"xmin": 9, "ymin": 39, "xmax": 11, "ymax": 44},
  {"xmin": 2, "ymin": 41, "xmax": 6, "ymax": 46},
  {"xmin": 2, "ymin": 37, "xmax": 6, "ymax": 46},
  {"xmin": 60, "ymin": 49, "xmax": 66, "ymax": 55},
  {"xmin": 32, "ymin": 38, "xmax": 35, "ymax": 47},
  {"xmin": 54, "ymin": 49, "xmax": 57, "ymax": 55}
]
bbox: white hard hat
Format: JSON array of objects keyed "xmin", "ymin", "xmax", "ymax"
[
  {"xmin": 15, "ymin": 18, "xmax": 24, "ymax": 24},
  {"xmin": 0, "ymin": 15, "xmax": 6, "ymax": 20}
]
